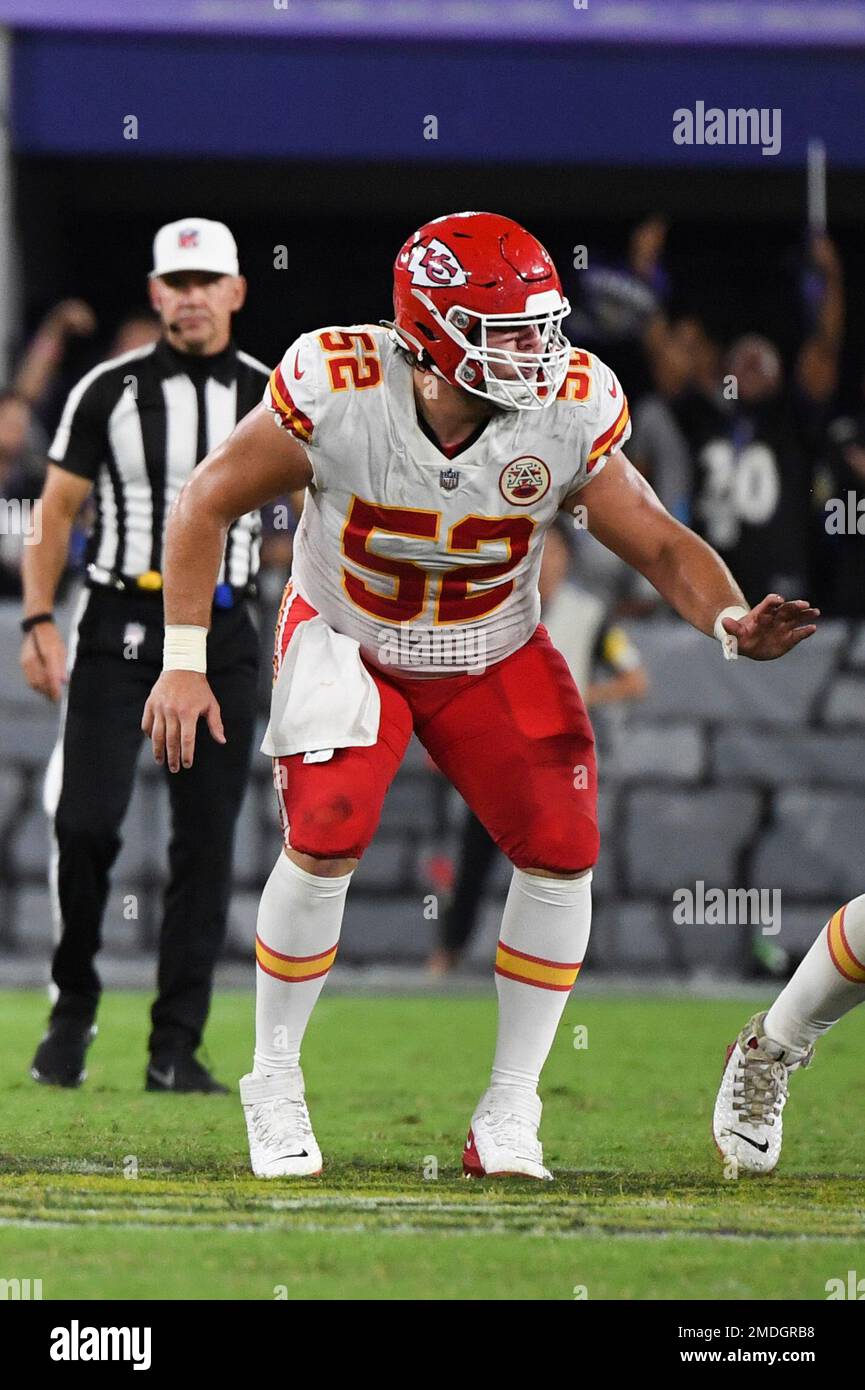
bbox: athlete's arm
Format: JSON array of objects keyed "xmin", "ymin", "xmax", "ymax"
[
  {"xmin": 564, "ymin": 451, "xmax": 818, "ymax": 660},
  {"xmin": 142, "ymin": 403, "xmax": 314, "ymax": 771}
]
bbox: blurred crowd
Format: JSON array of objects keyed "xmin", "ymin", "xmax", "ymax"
[
  {"xmin": 569, "ymin": 218, "xmax": 865, "ymax": 618},
  {"xmin": 4, "ymin": 221, "xmax": 862, "ymax": 618}
]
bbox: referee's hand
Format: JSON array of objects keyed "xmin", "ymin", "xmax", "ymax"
[
  {"xmin": 142, "ymin": 671, "xmax": 226, "ymax": 773},
  {"xmin": 21, "ymin": 623, "xmax": 67, "ymax": 702}
]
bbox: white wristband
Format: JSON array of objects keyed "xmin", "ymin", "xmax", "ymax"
[
  {"xmin": 163, "ymin": 625, "xmax": 208, "ymax": 673},
  {"xmin": 713, "ymin": 605, "xmax": 749, "ymax": 661}
]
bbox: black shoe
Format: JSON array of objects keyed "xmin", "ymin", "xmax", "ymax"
[
  {"xmin": 145, "ymin": 1053, "xmax": 230, "ymax": 1094},
  {"xmin": 31, "ymin": 1018, "xmax": 98, "ymax": 1088}
]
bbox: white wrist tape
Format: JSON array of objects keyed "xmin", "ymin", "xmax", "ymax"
[
  {"xmin": 163, "ymin": 625, "xmax": 208, "ymax": 673},
  {"xmin": 713, "ymin": 605, "xmax": 749, "ymax": 661}
]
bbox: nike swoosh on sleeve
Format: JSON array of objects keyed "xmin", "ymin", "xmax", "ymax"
[{"xmin": 293, "ymin": 353, "xmax": 305, "ymax": 380}]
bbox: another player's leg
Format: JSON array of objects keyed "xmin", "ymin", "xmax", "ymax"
[
  {"xmin": 417, "ymin": 626, "xmax": 597, "ymax": 1180},
  {"xmin": 714, "ymin": 894, "xmax": 865, "ymax": 1172}
]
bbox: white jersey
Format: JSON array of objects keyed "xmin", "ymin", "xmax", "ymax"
[{"xmin": 263, "ymin": 325, "xmax": 630, "ymax": 676}]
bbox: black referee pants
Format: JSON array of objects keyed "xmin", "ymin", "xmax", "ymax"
[
  {"xmin": 48, "ymin": 586, "xmax": 259, "ymax": 1058},
  {"xmin": 440, "ymin": 808, "xmax": 499, "ymax": 954}
]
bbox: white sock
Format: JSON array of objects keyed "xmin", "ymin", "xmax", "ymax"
[
  {"xmin": 490, "ymin": 868, "xmax": 592, "ymax": 1098},
  {"xmin": 252, "ymin": 852, "xmax": 352, "ymax": 1076},
  {"xmin": 764, "ymin": 893, "xmax": 865, "ymax": 1052}
]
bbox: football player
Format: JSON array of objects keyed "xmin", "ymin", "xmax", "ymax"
[
  {"xmin": 714, "ymin": 895, "xmax": 865, "ymax": 1173},
  {"xmin": 142, "ymin": 212, "xmax": 818, "ymax": 1180}
]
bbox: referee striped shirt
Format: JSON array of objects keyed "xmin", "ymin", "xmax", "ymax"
[{"xmin": 49, "ymin": 337, "xmax": 270, "ymax": 587}]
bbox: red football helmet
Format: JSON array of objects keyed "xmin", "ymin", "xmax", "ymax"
[{"xmin": 389, "ymin": 211, "xmax": 571, "ymax": 411}]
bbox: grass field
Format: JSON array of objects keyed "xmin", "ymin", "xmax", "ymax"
[{"xmin": 1, "ymin": 988, "xmax": 864, "ymax": 1300}]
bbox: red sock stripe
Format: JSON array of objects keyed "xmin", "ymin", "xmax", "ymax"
[{"xmin": 826, "ymin": 904, "xmax": 865, "ymax": 984}]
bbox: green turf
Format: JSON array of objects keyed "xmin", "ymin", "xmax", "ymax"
[{"xmin": 2, "ymin": 989, "xmax": 864, "ymax": 1299}]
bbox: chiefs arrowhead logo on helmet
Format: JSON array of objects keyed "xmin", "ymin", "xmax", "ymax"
[
  {"xmin": 389, "ymin": 211, "xmax": 572, "ymax": 411},
  {"xmin": 408, "ymin": 238, "xmax": 467, "ymax": 288}
]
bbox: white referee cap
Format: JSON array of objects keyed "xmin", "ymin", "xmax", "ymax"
[{"xmin": 150, "ymin": 217, "xmax": 239, "ymax": 279}]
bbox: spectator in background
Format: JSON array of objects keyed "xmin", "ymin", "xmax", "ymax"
[
  {"xmin": 0, "ymin": 389, "xmax": 46, "ymax": 597},
  {"xmin": 628, "ymin": 326, "xmax": 694, "ymax": 523},
  {"xmin": 0, "ymin": 300, "xmax": 100, "ymax": 597},
  {"xmin": 792, "ymin": 233, "xmax": 844, "ymax": 451},
  {"xmin": 669, "ymin": 234, "xmax": 844, "ymax": 608},
  {"xmin": 812, "ymin": 359, "xmax": 865, "ymax": 617},
  {"xmin": 109, "ymin": 312, "xmax": 161, "ymax": 358},
  {"xmin": 15, "ymin": 299, "xmax": 97, "ymax": 433},
  {"xmin": 682, "ymin": 333, "xmax": 813, "ymax": 605},
  {"xmin": 570, "ymin": 215, "xmax": 670, "ymax": 405},
  {"xmin": 427, "ymin": 521, "xmax": 647, "ymax": 975}
]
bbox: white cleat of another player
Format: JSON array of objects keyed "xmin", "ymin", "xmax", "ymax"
[
  {"xmin": 463, "ymin": 1085, "xmax": 553, "ymax": 1181},
  {"xmin": 713, "ymin": 1011, "xmax": 813, "ymax": 1174},
  {"xmin": 239, "ymin": 1069, "xmax": 322, "ymax": 1178}
]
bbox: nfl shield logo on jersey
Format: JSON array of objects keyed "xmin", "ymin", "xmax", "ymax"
[{"xmin": 439, "ymin": 467, "xmax": 460, "ymax": 492}]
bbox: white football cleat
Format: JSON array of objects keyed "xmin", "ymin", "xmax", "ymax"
[
  {"xmin": 463, "ymin": 1085, "xmax": 553, "ymax": 1181},
  {"xmin": 713, "ymin": 1011, "xmax": 813, "ymax": 1174},
  {"xmin": 239, "ymin": 1069, "xmax": 323, "ymax": 1178}
]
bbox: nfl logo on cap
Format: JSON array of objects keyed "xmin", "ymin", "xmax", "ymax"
[{"xmin": 150, "ymin": 217, "xmax": 239, "ymax": 278}]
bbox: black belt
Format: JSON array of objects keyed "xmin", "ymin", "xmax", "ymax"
[{"xmin": 86, "ymin": 564, "xmax": 256, "ymax": 610}]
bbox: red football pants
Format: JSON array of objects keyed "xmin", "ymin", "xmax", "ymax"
[{"xmin": 271, "ymin": 585, "xmax": 599, "ymax": 874}]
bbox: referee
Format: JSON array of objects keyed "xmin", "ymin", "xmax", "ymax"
[{"xmin": 20, "ymin": 218, "xmax": 268, "ymax": 1092}]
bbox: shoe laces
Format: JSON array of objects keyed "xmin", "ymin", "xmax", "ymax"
[
  {"xmin": 732, "ymin": 1048, "xmax": 789, "ymax": 1128},
  {"xmin": 484, "ymin": 1109, "xmax": 541, "ymax": 1159},
  {"xmin": 251, "ymin": 1095, "xmax": 313, "ymax": 1152}
]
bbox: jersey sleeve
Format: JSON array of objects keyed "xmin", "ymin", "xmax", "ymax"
[
  {"xmin": 586, "ymin": 359, "xmax": 631, "ymax": 468},
  {"xmin": 49, "ymin": 373, "xmax": 108, "ymax": 481},
  {"xmin": 561, "ymin": 353, "xmax": 632, "ymax": 498},
  {"xmin": 262, "ymin": 334, "xmax": 318, "ymax": 450}
]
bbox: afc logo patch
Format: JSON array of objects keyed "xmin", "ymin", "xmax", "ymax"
[
  {"xmin": 407, "ymin": 237, "xmax": 467, "ymax": 288},
  {"xmin": 499, "ymin": 456, "xmax": 551, "ymax": 506},
  {"xmin": 178, "ymin": 228, "xmax": 200, "ymax": 248}
]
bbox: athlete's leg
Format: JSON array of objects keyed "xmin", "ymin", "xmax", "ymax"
[
  {"xmin": 713, "ymin": 897, "xmax": 865, "ymax": 1173},
  {"xmin": 764, "ymin": 895, "xmax": 865, "ymax": 1049},
  {"xmin": 240, "ymin": 586, "xmax": 414, "ymax": 1174},
  {"xmin": 415, "ymin": 627, "xmax": 597, "ymax": 1175}
]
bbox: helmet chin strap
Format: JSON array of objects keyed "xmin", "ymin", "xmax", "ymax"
[{"xmin": 381, "ymin": 318, "xmax": 440, "ymax": 375}]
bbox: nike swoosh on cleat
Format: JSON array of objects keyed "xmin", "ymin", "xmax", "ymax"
[
  {"xmin": 277, "ymin": 1150, "xmax": 309, "ymax": 1159},
  {"xmin": 730, "ymin": 1131, "xmax": 770, "ymax": 1153},
  {"xmin": 148, "ymin": 1067, "xmax": 175, "ymax": 1087}
]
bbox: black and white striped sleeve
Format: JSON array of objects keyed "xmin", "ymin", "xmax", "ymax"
[{"xmin": 49, "ymin": 369, "xmax": 109, "ymax": 481}]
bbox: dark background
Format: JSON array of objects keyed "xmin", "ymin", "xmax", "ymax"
[{"xmin": 18, "ymin": 156, "xmax": 865, "ymax": 412}]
